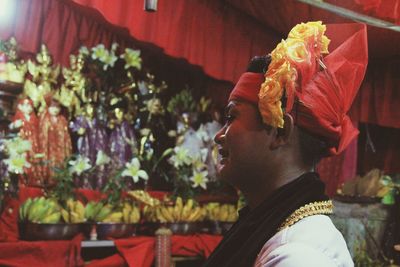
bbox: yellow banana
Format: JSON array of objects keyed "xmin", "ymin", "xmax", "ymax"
[
  {"xmin": 186, "ymin": 207, "xmax": 202, "ymax": 222},
  {"xmin": 103, "ymin": 212, "xmax": 123, "ymax": 223},
  {"xmin": 156, "ymin": 207, "xmax": 167, "ymax": 223},
  {"xmin": 181, "ymin": 199, "xmax": 194, "ymax": 221},
  {"xmin": 129, "ymin": 207, "xmax": 141, "ymax": 223},
  {"xmin": 66, "ymin": 199, "xmax": 75, "ymax": 212},
  {"xmin": 42, "ymin": 212, "xmax": 61, "ymax": 223},
  {"xmin": 123, "ymin": 207, "xmax": 131, "ymax": 223},
  {"xmin": 174, "ymin": 197, "xmax": 183, "ymax": 221},
  {"xmin": 160, "ymin": 206, "xmax": 174, "ymax": 222},
  {"xmin": 70, "ymin": 211, "xmax": 84, "ymax": 223},
  {"xmin": 74, "ymin": 201, "xmax": 85, "ymax": 221},
  {"xmin": 61, "ymin": 208, "xmax": 70, "ymax": 223}
]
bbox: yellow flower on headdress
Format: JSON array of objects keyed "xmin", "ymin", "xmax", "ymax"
[{"xmin": 258, "ymin": 21, "xmax": 330, "ymax": 128}]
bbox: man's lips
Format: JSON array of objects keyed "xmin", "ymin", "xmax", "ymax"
[{"xmin": 218, "ymin": 147, "xmax": 229, "ymax": 164}]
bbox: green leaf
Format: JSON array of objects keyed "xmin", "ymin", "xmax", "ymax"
[{"xmin": 382, "ymin": 190, "xmax": 395, "ymax": 205}]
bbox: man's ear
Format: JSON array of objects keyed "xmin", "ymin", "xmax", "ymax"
[{"xmin": 270, "ymin": 113, "xmax": 294, "ymax": 150}]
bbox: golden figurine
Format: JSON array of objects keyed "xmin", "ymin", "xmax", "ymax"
[{"xmin": 39, "ymin": 95, "xmax": 72, "ymax": 185}]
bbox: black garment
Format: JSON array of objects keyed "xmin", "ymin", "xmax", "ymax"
[{"xmin": 202, "ymin": 172, "xmax": 328, "ymax": 267}]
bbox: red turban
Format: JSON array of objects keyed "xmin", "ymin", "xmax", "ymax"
[{"xmin": 229, "ymin": 23, "xmax": 368, "ymax": 156}]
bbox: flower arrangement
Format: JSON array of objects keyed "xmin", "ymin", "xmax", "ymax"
[{"xmin": 1, "ymin": 38, "xmax": 237, "ymax": 224}]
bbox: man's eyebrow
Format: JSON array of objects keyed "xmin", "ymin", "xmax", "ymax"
[{"xmin": 225, "ymin": 102, "xmax": 238, "ymax": 115}]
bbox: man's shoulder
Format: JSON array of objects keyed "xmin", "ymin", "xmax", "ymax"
[{"xmin": 254, "ymin": 215, "xmax": 354, "ymax": 267}]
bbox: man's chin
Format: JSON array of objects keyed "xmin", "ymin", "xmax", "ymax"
[{"xmin": 216, "ymin": 162, "xmax": 236, "ymax": 185}]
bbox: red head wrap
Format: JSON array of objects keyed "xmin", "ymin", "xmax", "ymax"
[{"xmin": 228, "ymin": 23, "xmax": 368, "ymax": 156}]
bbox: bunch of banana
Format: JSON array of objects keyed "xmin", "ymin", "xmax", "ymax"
[
  {"xmin": 144, "ymin": 197, "xmax": 206, "ymax": 223},
  {"xmin": 19, "ymin": 197, "xmax": 62, "ymax": 224},
  {"xmin": 122, "ymin": 202, "xmax": 141, "ymax": 223},
  {"xmin": 60, "ymin": 199, "xmax": 86, "ymax": 223},
  {"xmin": 84, "ymin": 201, "xmax": 114, "ymax": 222},
  {"xmin": 127, "ymin": 190, "xmax": 160, "ymax": 207},
  {"xmin": 205, "ymin": 202, "xmax": 238, "ymax": 222}
]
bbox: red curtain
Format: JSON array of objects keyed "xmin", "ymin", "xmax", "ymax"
[
  {"xmin": 0, "ymin": 0, "xmax": 233, "ymax": 106},
  {"xmin": 354, "ymin": 0, "xmax": 400, "ymax": 24},
  {"xmin": 318, "ymin": 137, "xmax": 358, "ymax": 196},
  {"xmin": 72, "ymin": 0, "xmax": 281, "ymax": 83},
  {"xmin": 357, "ymin": 123, "xmax": 400, "ymax": 174},
  {"xmin": 352, "ymin": 59, "xmax": 400, "ymax": 129}
]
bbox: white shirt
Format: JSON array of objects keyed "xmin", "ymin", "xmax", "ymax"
[{"xmin": 254, "ymin": 215, "xmax": 354, "ymax": 267}]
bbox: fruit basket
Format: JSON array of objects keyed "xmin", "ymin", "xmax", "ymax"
[
  {"xmin": 206, "ymin": 221, "xmax": 234, "ymax": 235},
  {"xmin": 95, "ymin": 223, "xmax": 138, "ymax": 239},
  {"xmin": 140, "ymin": 197, "xmax": 208, "ymax": 235},
  {"xmin": 138, "ymin": 221, "xmax": 206, "ymax": 236},
  {"xmin": 18, "ymin": 222, "xmax": 81, "ymax": 241}
]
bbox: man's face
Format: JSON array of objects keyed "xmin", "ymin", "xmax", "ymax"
[{"xmin": 214, "ymin": 100, "xmax": 275, "ymax": 187}]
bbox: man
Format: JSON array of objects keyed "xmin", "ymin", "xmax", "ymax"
[{"xmin": 203, "ymin": 22, "xmax": 368, "ymax": 267}]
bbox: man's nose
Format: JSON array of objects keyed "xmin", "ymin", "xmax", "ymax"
[{"xmin": 214, "ymin": 126, "xmax": 226, "ymax": 145}]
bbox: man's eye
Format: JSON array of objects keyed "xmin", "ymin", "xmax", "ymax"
[{"xmin": 225, "ymin": 115, "xmax": 234, "ymax": 123}]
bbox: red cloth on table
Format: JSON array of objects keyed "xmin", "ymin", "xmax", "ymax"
[
  {"xmin": 0, "ymin": 187, "xmax": 44, "ymax": 242},
  {"xmin": 86, "ymin": 254, "xmax": 126, "ymax": 267},
  {"xmin": 0, "ymin": 234, "xmax": 84, "ymax": 267},
  {"xmin": 171, "ymin": 234, "xmax": 223, "ymax": 258},
  {"xmin": 88, "ymin": 234, "xmax": 222, "ymax": 267}
]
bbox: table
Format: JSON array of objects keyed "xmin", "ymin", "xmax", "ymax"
[{"xmin": 0, "ymin": 234, "xmax": 222, "ymax": 267}]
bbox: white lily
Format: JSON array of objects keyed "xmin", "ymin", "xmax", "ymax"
[
  {"xmin": 192, "ymin": 158, "xmax": 206, "ymax": 172},
  {"xmin": 100, "ymin": 51, "xmax": 118, "ymax": 70},
  {"xmin": 169, "ymin": 146, "xmax": 192, "ymax": 168},
  {"xmin": 95, "ymin": 151, "xmax": 111, "ymax": 166},
  {"xmin": 121, "ymin": 48, "xmax": 142, "ymax": 70},
  {"xmin": 190, "ymin": 170, "xmax": 209, "ymax": 190},
  {"xmin": 9, "ymin": 119, "xmax": 23, "ymax": 130},
  {"xmin": 91, "ymin": 44, "xmax": 107, "ymax": 60},
  {"xmin": 196, "ymin": 124, "xmax": 210, "ymax": 142},
  {"xmin": 79, "ymin": 46, "xmax": 89, "ymax": 56},
  {"xmin": 4, "ymin": 154, "xmax": 31, "ymax": 174},
  {"xmin": 69, "ymin": 155, "xmax": 92, "ymax": 175},
  {"xmin": 122, "ymin": 158, "xmax": 149, "ymax": 183},
  {"xmin": 5, "ymin": 137, "xmax": 32, "ymax": 156}
]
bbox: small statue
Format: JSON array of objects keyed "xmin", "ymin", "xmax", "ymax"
[
  {"xmin": 11, "ymin": 98, "xmax": 43, "ymax": 186},
  {"xmin": 39, "ymin": 96, "xmax": 72, "ymax": 185},
  {"xmin": 109, "ymin": 107, "xmax": 137, "ymax": 168}
]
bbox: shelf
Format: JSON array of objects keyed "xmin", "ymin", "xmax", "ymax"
[{"xmin": 81, "ymin": 240, "xmax": 115, "ymax": 248}]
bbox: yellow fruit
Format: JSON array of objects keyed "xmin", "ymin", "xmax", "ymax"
[
  {"xmin": 123, "ymin": 207, "xmax": 131, "ymax": 223},
  {"xmin": 186, "ymin": 207, "xmax": 202, "ymax": 222},
  {"xmin": 156, "ymin": 207, "xmax": 167, "ymax": 223},
  {"xmin": 181, "ymin": 199, "xmax": 194, "ymax": 220},
  {"xmin": 129, "ymin": 207, "xmax": 141, "ymax": 223},
  {"xmin": 174, "ymin": 197, "xmax": 183, "ymax": 220},
  {"xmin": 160, "ymin": 206, "xmax": 174, "ymax": 222},
  {"xmin": 66, "ymin": 199, "xmax": 75, "ymax": 212},
  {"xmin": 103, "ymin": 212, "xmax": 123, "ymax": 223},
  {"xmin": 74, "ymin": 201, "xmax": 85, "ymax": 220},
  {"xmin": 70, "ymin": 211, "xmax": 84, "ymax": 223},
  {"xmin": 42, "ymin": 212, "xmax": 61, "ymax": 223},
  {"xmin": 61, "ymin": 208, "xmax": 70, "ymax": 223}
]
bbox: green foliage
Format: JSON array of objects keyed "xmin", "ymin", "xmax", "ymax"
[
  {"xmin": 50, "ymin": 158, "xmax": 75, "ymax": 205},
  {"xmin": 167, "ymin": 88, "xmax": 197, "ymax": 116},
  {"xmin": 379, "ymin": 175, "xmax": 400, "ymax": 205},
  {"xmin": 102, "ymin": 169, "xmax": 124, "ymax": 206},
  {"xmin": 353, "ymin": 245, "xmax": 385, "ymax": 267}
]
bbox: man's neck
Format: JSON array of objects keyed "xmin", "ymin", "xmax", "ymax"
[{"xmin": 241, "ymin": 168, "xmax": 311, "ymax": 210}]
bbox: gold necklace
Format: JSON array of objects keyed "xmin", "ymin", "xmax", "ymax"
[{"xmin": 278, "ymin": 200, "xmax": 334, "ymax": 231}]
